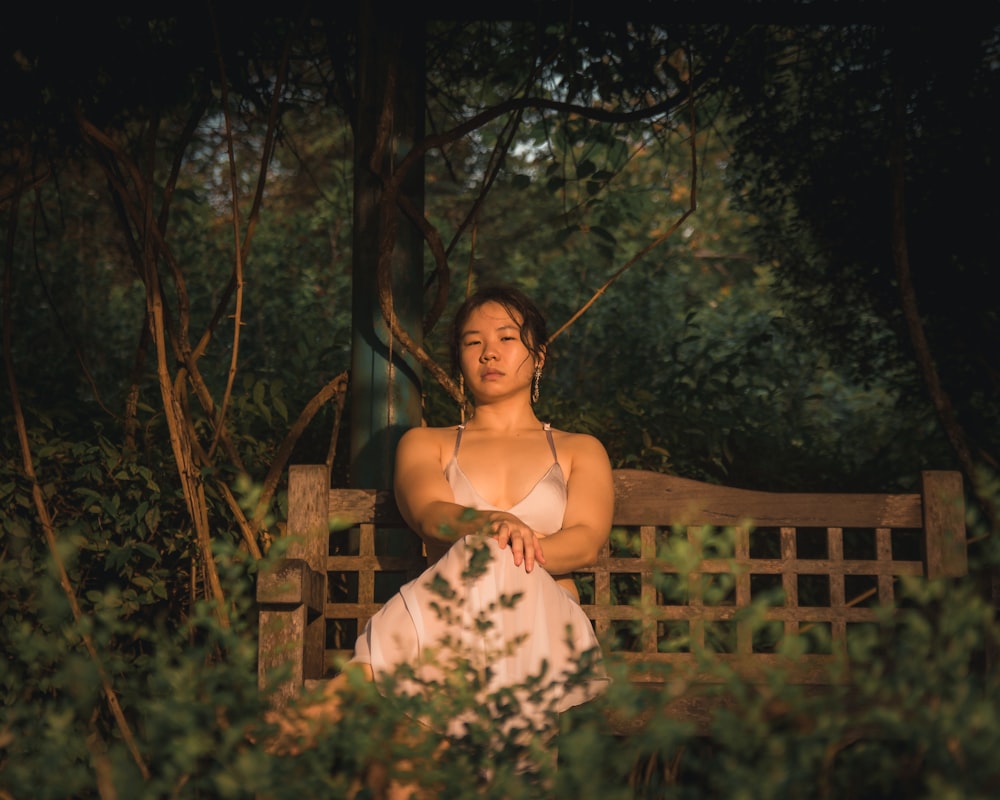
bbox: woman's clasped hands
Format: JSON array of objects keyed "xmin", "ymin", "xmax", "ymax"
[{"xmin": 484, "ymin": 511, "xmax": 547, "ymax": 573}]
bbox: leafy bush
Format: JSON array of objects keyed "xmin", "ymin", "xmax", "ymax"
[{"xmin": 3, "ymin": 515, "xmax": 1000, "ymax": 798}]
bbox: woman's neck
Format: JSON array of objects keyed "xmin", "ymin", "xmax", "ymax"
[{"xmin": 464, "ymin": 401, "xmax": 540, "ymax": 433}]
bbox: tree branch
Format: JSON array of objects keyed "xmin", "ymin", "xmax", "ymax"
[
  {"xmin": 889, "ymin": 63, "xmax": 998, "ymax": 533},
  {"xmin": 550, "ymin": 50, "xmax": 700, "ymax": 343},
  {"xmin": 2, "ymin": 147, "xmax": 150, "ymax": 780},
  {"xmin": 251, "ymin": 370, "xmax": 350, "ymax": 536}
]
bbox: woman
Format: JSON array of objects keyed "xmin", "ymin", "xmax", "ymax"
[
  {"xmin": 271, "ymin": 285, "xmax": 613, "ymax": 768},
  {"xmin": 352, "ymin": 285, "xmax": 614, "ymax": 728}
]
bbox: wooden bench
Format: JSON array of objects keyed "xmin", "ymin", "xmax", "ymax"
[{"xmin": 257, "ymin": 465, "xmax": 968, "ymax": 730}]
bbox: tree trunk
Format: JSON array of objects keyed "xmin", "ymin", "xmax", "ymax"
[{"xmin": 350, "ymin": 4, "xmax": 426, "ymax": 491}]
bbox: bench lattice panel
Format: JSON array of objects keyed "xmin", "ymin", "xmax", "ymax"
[{"xmin": 576, "ymin": 522, "xmax": 926, "ymax": 683}]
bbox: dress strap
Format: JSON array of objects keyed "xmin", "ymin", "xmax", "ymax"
[
  {"xmin": 455, "ymin": 422, "xmax": 555, "ymax": 461},
  {"xmin": 542, "ymin": 422, "xmax": 558, "ymax": 462}
]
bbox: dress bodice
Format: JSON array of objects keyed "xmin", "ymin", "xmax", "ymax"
[{"xmin": 444, "ymin": 423, "xmax": 567, "ymax": 534}]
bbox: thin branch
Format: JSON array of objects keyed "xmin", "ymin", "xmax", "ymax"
[
  {"xmin": 251, "ymin": 370, "xmax": 350, "ymax": 533},
  {"xmin": 237, "ymin": 6, "xmax": 299, "ymax": 260},
  {"xmin": 395, "ymin": 189, "xmax": 451, "ymax": 336},
  {"xmin": 396, "ymin": 88, "xmax": 695, "ymax": 184},
  {"xmin": 160, "ymin": 364, "xmax": 228, "ymax": 625},
  {"xmin": 200, "ymin": 2, "xmax": 300, "ymax": 445},
  {"xmin": 206, "ymin": 5, "xmax": 247, "ymax": 462},
  {"xmin": 548, "ymin": 207, "xmax": 695, "ymax": 343},
  {"xmin": 215, "ymin": 478, "xmax": 264, "ymax": 561},
  {"xmin": 79, "ymin": 114, "xmax": 229, "ymax": 622},
  {"xmin": 78, "ymin": 114, "xmax": 250, "ymax": 475},
  {"xmin": 549, "ymin": 54, "xmax": 700, "ymax": 343},
  {"xmin": 157, "ymin": 89, "xmax": 212, "ymax": 234},
  {"xmin": 375, "ymin": 174, "xmax": 465, "ymax": 409},
  {"xmin": 889, "ymin": 60, "xmax": 998, "ymax": 532},
  {"xmin": 394, "ymin": 51, "xmax": 529, "ymax": 339},
  {"xmin": 446, "ymin": 104, "xmax": 523, "ymax": 261},
  {"xmin": 3, "ymin": 148, "xmax": 150, "ymax": 780},
  {"xmin": 325, "ymin": 372, "xmax": 349, "ymax": 473}
]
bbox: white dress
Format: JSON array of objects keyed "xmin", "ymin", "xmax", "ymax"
[{"xmin": 349, "ymin": 423, "xmax": 608, "ymax": 734}]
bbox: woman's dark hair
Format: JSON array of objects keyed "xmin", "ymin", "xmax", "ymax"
[{"xmin": 449, "ymin": 284, "xmax": 548, "ymax": 375}]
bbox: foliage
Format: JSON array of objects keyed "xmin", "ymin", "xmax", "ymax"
[
  {"xmin": 4, "ymin": 487, "xmax": 998, "ymax": 798},
  {"xmin": 0, "ymin": 496, "xmax": 265, "ymax": 797},
  {"xmin": 720, "ymin": 23, "xmax": 1000, "ymax": 484}
]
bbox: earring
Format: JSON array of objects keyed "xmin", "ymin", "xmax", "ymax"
[{"xmin": 531, "ymin": 365, "xmax": 542, "ymax": 404}]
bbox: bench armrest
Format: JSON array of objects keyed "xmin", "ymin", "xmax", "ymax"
[{"xmin": 257, "ymin": 558, "xmax": 327, "ymax": 707}]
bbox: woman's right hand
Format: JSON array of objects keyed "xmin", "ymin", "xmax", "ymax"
[{"xmin": 485, "ymin": 511, "xmax": 546, "ymax": 573}]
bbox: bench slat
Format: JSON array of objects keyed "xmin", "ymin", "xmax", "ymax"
[
  {"xmin": 612, "ymin": 469, "xmax": 925, "ymax": 527},
  {"xmin": 575, "ymin": 557, "xmax": 924, "ymax": 575}
]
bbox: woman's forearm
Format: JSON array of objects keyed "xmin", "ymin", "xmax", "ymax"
[
  {"xmin": 407, "ymin": 500, "xmax": 606, "ymax": 574},
  {"xmin": 410, "ymin": 500, "xmax": 493, "ymax": 544},
  {"xmin": 533, "ymin": 525, "xmax": 604, "ymax": 574}
]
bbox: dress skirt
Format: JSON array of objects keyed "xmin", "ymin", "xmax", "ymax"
[{"xmin": 350, "ymin": 535, "xmax": 608, "ymax": 733}]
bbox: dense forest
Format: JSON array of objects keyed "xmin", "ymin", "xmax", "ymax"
[{"xmin": 2, "ymin": 7, "xmax": 999, "ymax": 798}]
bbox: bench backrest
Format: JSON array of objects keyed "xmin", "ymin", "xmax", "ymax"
[{"xmin": 261, "ymin": 465, "xmax": 966, "ymax": 698}]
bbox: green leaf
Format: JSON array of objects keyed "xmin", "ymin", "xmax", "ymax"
[
  {"xmin": 545, "ymin": 175, "xmax": 566, "ymax": 193},
  {"xmin": 575, "ymin": 158, "xmax": 596, "ymax": 179}
]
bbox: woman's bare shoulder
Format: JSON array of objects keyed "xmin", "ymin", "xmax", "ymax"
[
  {"xmin": 395, "ymin": 425, "xmax": 462, "ymax": 475},
  {"xmin": 398, "ymin": 424, "xmax": 460, "ymax": 451},
  {"xmin": 551, "ymin": 428, "xmax": 611, "ymax": 461},
  {"xmin": 551, "ymin": 428, "xmax": 613, "ymax": 502}
]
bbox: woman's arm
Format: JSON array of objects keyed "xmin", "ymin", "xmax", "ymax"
[
  {"xmin": 529, "ymin": 433, "xmax": 614, "ymax": 575},
  {"xmin": 393, "ymin": 427, "xmax": 479, "ymax": 542}
]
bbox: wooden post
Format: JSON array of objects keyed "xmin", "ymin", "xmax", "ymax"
[
  {"xmin": 285, "ymin": 464, "xmax": 331, "ymax": 566},
  {"xmin": 921, "ymin": 470, "xmax": 967, "ymax": 579},
  {"xmin": 257, "ymin": 559, "xmax": 325, "ymax": 707},
  {"xmin": 257, "ymin": 465, "xmax": 330, "ymax": 705}
]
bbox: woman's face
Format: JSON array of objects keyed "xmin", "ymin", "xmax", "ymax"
[{"xmin": 458, "ymin": 301, "xmax": 540, "ymax": 401}]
